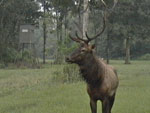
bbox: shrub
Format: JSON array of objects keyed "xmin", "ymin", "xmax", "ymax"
[
  {"xmin": 0, "ymin": 63, "xmax": 5, "ymax": 68},
  {"xmin": 1, "ymin": 47, "xmax": 18, "ymax": 63},
  {"xmin": 15, "ymin": 50, "xmax": 40, "ymax": 68},
  {"xmin": 52, "ymin": 64, "xmax": 82, "ymax": 83},
  {"xmin": 54, "ymin": 37, "xmax": 78, "ymax": 64},
  {"xmin": 137, "ymin": 54, "xmax": 150, "ymax": 60},
  {"xmin": 0, "ymin": 47, "xmax": 40, "ymax": 68},
  {"xmin": 63, "ymin": 64, "xmax": 81, "ymax": 82}
]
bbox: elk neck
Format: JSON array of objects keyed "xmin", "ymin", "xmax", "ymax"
[{"xmin": 78, "ymin": 53, "xmax": 105, "ymax": 87}]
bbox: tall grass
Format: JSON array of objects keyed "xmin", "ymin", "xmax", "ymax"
[{"xmin": 0, "ymin": 60, "xmax": 150, "ymax": 113}]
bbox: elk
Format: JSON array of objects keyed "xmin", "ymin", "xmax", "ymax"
[{"xmin": 65, "ymin": 1, "xmax": 119, "ymax": 113}]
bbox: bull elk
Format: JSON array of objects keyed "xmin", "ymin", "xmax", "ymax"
[{"xmin": 65, "ymin": 1, "xmax": 119, "ymax": 113}]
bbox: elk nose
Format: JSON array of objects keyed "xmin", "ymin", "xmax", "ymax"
[{"xmin": 65, "ymin": 57, "xmax": 70, "ymax": 62}]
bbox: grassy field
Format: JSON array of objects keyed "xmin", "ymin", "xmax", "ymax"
[{"xmin": 0, "ymin": 60, "xmax": 150, "ymax": 113}]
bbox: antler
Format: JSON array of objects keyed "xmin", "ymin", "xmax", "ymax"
[
  {"xmin": 75, "ymin": 31, "xmax": 91, "ymax": 43},
  {"xmin": 82, "ymin": 0, "xmax": 107, "ymax": 43},
  {"xmin": 69, "ymin": 33, "xmax": 83, "ymax": 43},
  {"xmin": 69, "ymin": 0, "xmax": 118, "ymax": 44},
  {"xmin": 69, "ymin": 31, "xmax": 89, "ymax": 44},
  {"xmin": 85, "ymin": 13, "xmax": 106, "ymax": 43},
  {"xmin": 84, "ymin": 0, "xmax": 118, "ymax": 43},
  {"xmin": 70, "ymin": 13, "xmax": 106, "ymax": 44}
]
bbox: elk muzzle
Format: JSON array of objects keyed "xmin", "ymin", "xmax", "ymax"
[{"xmin": 65, "ymin": 56, "xmax": 73, "ymax": 63}]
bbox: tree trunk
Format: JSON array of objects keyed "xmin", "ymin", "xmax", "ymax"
[
  {"xmin": 125, "ymin": 37, "xmax": 131, "ymax": 64},
  {"xmin": 43, "ymin": 22, "xmax": 46, "ymax": 64},
  {"xmin": 106, "ymin": 33, "xmax": 110, "ymax": 64},
  {"xmin": 77, "ymin": 0, "xmax": 82, "ymax": 35},
  {"xmin": 64, "ymin": 14, "xmax": 67, "ymax": 41},
  {"xmin": 106, "ymin": 12, "xmax": 110, "ymax": 64},
  {"xmin": 43, "ymin": 0, "xmax": 46, "ymax": 64},
  {"xmin": 55, "ymin": 11, "xmax": 64, "ymax": 64},
  {"xmin": 83, "ymin": 0, "xmax": 89, "ymax": 39},
  {"xmin": 55, "ymin": 10, "xmax": 60, "ymax": 64},
  {"xmin": 95, "ymin": 27, "xmax": 99, "ymax": 55},
  {"xmin": 93, "ymin": 9, "xmax": 99, "ymax": 55}
]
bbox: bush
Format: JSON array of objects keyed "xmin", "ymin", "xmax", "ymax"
[
  {"xmin": 54, "ymin": 37, "xmax": 78, "ymax": 64},
  {"xmin": 0, "ymin": 47, "xmax": 40, "ymax": 68},
  {"xmin": 52, "ymin": 64, "xmax": 82, "ymax": 83},
  {"xmin": 63, "ymin": 64, "xmax": 81, "ymax": 82},
  {"xmin": 1, "ymin": 47, "xmax": 18, "ymax": 63},
  {"xmin": 137, "ymin": 54, "xmax": 150, "ymax": 60},
  {"xmin": 14, "ymin": 50, "xmax": 40, "ymax": 68},
  {"xmin": 0, "ymin": 63, "xmax": 5, "ymax": 68}
]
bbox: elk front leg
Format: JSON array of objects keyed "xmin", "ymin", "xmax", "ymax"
[{"xmin": 90, "ymin": 99, "xmax": 97, "ymax": 113}]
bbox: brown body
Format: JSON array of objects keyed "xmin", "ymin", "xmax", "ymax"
[
  {"xmin": 85, "ymin": 58, "xmax": 119, "ymax": 113},
  {"xmin": 66, "ymin": 43, "xmax": 119, "ymax": 113},
  {"xmin": 85, "ymin": 58, "xmax": 118, "ymax": 98}
]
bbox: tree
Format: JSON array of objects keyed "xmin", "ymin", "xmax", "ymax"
[
  {"xmin": 0, "ymin": 0, "xmax": 41, "ymax": 63},
  {"xmin": 110, "ymin": 0, "xmax": 150, "ymax": 62},
  {"xmin": 37, "ymin": 0, "xmax": 150, "ymax": 63},
  {"xmin": 125, "ymin": 37, "xmax": 131, "ymax": 64},
  {"xmin": 83, "ymin": 0, "xmax": 89, "ymax": 39},
  {"xmin": 43, "ymin": 0, "xmax": 46, "ymax": 64},
  {"xmin": 45, "ymin": 0, "xmax": 78, "ymax": 63},
  {"xmin": 100, "ymin": 0, "xmax": 118, "ymax": 64}
]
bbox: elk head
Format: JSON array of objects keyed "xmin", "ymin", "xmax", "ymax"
[
  {"xmin": 65, "ymin": 14, "xmax": 106, "ymax": 65},
  {"xmin": 65, "ymin": 40, "xmax": 96, "ymax": 64}
]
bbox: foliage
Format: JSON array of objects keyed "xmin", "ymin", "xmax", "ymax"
[
  {"xmin": 137, "ymin": 54, "xmax": 150, "ymax": 60},
  {"xmin": 54, "ymin": 36, "xmax": 78, "ymax": 64},
  {"xmin": 1, "ymin": 0, "xmax": 150, "ymax": 63},
  {"xmin": 15, "ymin": 50, "xmax": 40, "ymax": 68},
  {"xmin": 47, "ymin": 0, "xmax": 150, "ymax": 60},
  {"xmin": 0, "ymin": 0, "xmax": 41, "ymax": 63},
  {"xmin": 0, "ymin": 48, "xmax": 39, "ymax": 68},
  {"xmin": 108, "ymin": 0, "xmax": 150, "ymax": 59},
  {"xmin": 52, "ymin": 64, "xmax": 81, "ymax": 83},
  {"xmin": 0, "ymin": 63, "xmax": 5, "ymax": 68},
  {"xmin": 0, "ymin": 47, "xmax": 18, "ymax": 64},
  {"xmin": 63, "ymin": 64, "xmax": 81, "ymax": 82}
]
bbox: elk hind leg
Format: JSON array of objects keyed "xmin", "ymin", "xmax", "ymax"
[
  {"xmin": 109, "ymin": 94, "xmax": 116, "ymax": 113},
  {"xmin": 102, "ymin": 98, "xmax": 110, "ymax": 113}
]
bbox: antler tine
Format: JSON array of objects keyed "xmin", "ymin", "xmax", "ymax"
[
  {"xmin": 75, "ymin": 31, "xmax": 88, "ymax": 42},
  {"xmin": 69, "ymin": 33, "xmax": 82, "ymax": 43},
  {"xmin": 92, "ymin": 15, "xmax": 106, "ymax": 39},
  {"xmin": 84, "ymin": 0, "xmax": 117, "ymax": 44},
  {"xmin": 83, "ymin": 0, "xmax": 107, "ymax": 44},
  {"xmin": 85, "ymin": 31, "xmax": 90, "ymax": 40},
  {"xmin": 85, "ymin": 13, "xmax": 106, "ymax": 43}
]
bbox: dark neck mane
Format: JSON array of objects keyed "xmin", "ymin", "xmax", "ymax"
[{"xmin": 78, "ymin": 54, "xmax": 105, "ymax": 87}]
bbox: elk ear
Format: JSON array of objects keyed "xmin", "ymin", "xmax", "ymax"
[{"xmin": 91, "ymin": 44, "xmax": 96, "ymax": 49}]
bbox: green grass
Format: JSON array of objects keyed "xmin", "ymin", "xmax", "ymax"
[{"xmin": 0, "ymin": 60, "xmax": 150, "ymax": 113}]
